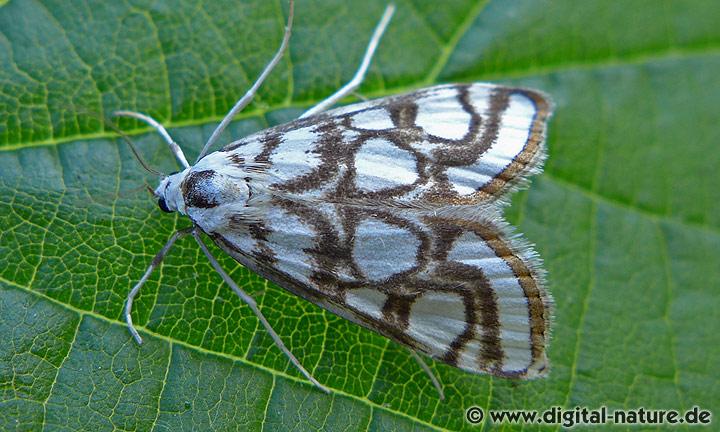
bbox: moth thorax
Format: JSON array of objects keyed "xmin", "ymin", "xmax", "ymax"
[{"xmin": 181, "ymin": 169, "xmax": 249, "ymax": 209}]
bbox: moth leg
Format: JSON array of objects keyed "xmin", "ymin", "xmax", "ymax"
[
  {"xmin": 191, "ymin": 229, "xmax": 331, "ymax": 394},
  {"xmin": 408, "ymin": 348, "xmax": 445, "ymax": 400},
  {"xmin": 125, "ymin": 227, "xmax": 193, "ymax": 344},
  {"xmin": 112, "ymin": 111, "xmax": 190, "ymax": 169},
  {"xmin": 197, "ymin": 0, "xmax": 296, "ymax": 162},
  {"xmin": 300, "ymin": 4, "xmax": 395, "ymax": 118}
]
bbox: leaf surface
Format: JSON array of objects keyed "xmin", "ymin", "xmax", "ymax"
[{"xmin": 1, "ymin": 0, "xmax": 719, "ymax": 430}]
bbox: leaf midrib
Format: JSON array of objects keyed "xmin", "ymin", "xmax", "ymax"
[{"xmin": 3, "ymin": 43, "xmax": 718, "ymax": 153}]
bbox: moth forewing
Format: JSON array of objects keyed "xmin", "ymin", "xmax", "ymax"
[
  {"xmin": 118, "ymin": 0, "xmax": 553, "ymax": 398},
  {"xmin": 224, "ymin": 83, "xmax": 552, "ymax": 208}
]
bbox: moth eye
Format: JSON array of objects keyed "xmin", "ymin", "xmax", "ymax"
[{"xmin": 157, "ymin": 197, "xmax": 173, "ymax": 213}]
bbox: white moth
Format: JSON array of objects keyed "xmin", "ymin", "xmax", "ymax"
[{"xmin": 117, "ymin": 1, "xmax": 553, "ymax": 399}]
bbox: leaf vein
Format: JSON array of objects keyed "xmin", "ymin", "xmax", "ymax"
[{"xmin": 1, "ymin": 276, "xmax": 446, "ymax": 432}]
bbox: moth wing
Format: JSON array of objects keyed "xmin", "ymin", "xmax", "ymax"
[
  {"xmin": 222, "ymin": 83, "xmax": 552, "ymax": 206},
  {"xmin": 210, "ymin": 83, "xmax": 552, "ymax": 376},
  {"xmin": 210, "ymin": 199, "xmax": 551, "ymax": 378}
]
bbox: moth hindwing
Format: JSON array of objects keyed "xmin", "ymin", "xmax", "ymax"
[{"xmin": 119, "ymin": 1, "xmax": 552, "ymax": 398}]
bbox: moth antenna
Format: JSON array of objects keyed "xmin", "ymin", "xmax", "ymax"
[
  {"xmin": 75, "ymin": 108, "xmax": 164, "ymax": 176},
  {"xmin": 145, "ymin": 182, "xmax": 156, "ymax": 196},
  {"xmin": 115, "ymin": 129, "xmax": 164, "ymax": 176},
  {"xmin": 113, "ymin": 111, "xmax": 190, "ymax": 169},
  {"xmin": 117, "ymin": 183, "xmax": 157, "ymax": 199}
]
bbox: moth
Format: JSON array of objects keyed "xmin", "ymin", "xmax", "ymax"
[{"xmin": 117, "ymin": 1, "xmax": 553, "ymax": 398}]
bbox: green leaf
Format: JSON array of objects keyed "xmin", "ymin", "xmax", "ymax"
[{"xmin": 1, "ymin": 0, "xmax": 719, "ymax": 430}]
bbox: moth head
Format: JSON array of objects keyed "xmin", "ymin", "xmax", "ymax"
[{"xmin": 154, "ymin": 170, "xmax": 187, "ymax": 214}]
